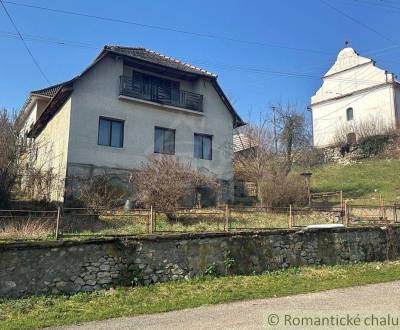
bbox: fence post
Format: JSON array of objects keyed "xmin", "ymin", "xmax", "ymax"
[
  {"xmin": 148, "ymin": 205, "xmax": 154, "ymax": 234},
  {"xmin": 55, "ymin": 206, "xmax": 61, "ymax": 240},
  {"xmin": 340, "ymin": 190, "xmax": 343, "ymax": 212},
  {"xmin": 224, "ymin": 204, "xmax": 230, "ymax": 232},
  {"xmin": 288, "ymin": 204, "xmax": 293, "ymax": 228},
  {"xmin": 344, "ymin": 202, "xmax": 349, "ymax": 226}
]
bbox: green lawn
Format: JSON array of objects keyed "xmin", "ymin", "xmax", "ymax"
[
  {"xmin": 310, "ymin": 159, "xmax": 400, "ymax": 205},
  {"xmin": 1, "ymin": 261, "xmax": 400, "ymax": 329}
]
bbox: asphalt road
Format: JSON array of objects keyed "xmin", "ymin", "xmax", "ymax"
[{"xmin": 53, "ymin": 281, "xmax": 400, "ymax": 330}]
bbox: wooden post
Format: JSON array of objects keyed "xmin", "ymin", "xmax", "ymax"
[
  {"xmin": 340, "ymin": 190, "xmax": 343, "ymax": 212},
  {"xmin": 392, "ymin": 205, "xmax": 396, "ymax": 224},
  {"xmin": 289, "ymin": 205, "xmax": 293, "ymax": 228},
  {"xmin": 379, "ymin": 194, "xmax": 384, "ymax": 219},
  {"xmin": 224, "ymin": 204, "xmax": 230, "ymax": 232},
  {"xmin": 148, "ymin": 205, "xmax": 154, "ymax": 234},
  {"xmin": 55, "ymin": 206, "xmax": 61, "ymax": 240},
  {"xmin": 344, "ymin": 201, "xmax": 349, "ymax": 226}
]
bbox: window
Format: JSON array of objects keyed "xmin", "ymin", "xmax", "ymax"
[
  {"xmin": 154, "ymin": 127, "xmax": 175, "ymax": 154},
  {"xmin": 194, "ymin": 133, "xmax": 212, "ymax": 160},
  {"xmin": 346, "ymin": 107, "xmax": 354, "ymax": 121},
  {"xmin": 98, "ymin": 117, "xmax": 124, "ymax": 148}
]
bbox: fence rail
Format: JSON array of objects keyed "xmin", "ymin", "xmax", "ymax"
[{"xmin": 1, "ymin": 201, "xmax": 399, "ymax": 241}]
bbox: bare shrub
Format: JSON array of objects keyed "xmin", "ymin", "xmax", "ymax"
[
  {"xmin": 0, "ymin": 218, "xmax": 53, "ymax": 240},
  {"xmin": 22, "ymin": 167, "xmax": 63, "ymax": 203},
  {"xmin": 130, "ymin": 156, "xmax": 216, "ymax": 219},
  {"xmin": 333, "ymin": 117, "xmax": 398, "ymax": 158},
  {"xmin": 296, "ymin": 146, "xmax": 325, "ymax": 167},
  {"xmin": 260, "ymin": 168, "xmax": 308, "ymax": 207},
  {"xmin": 75, "ymin": 175, "xmax": 128, "ymax": 210},
  {"xmin": 334, "ymin": 117, "xmax": 395, "ymax": 146}
]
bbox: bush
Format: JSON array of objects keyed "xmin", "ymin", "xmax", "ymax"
[
  {"xmin": 260, "ymin": 170, "xmax": 308, "ymax": 207},
  {"xmin": 130, "ymin": 156, "xmax": 216, "ymax": 218},
  {"xmin": 358, "ymin": 134, "xmax": 391, "ymax": 158},
  {"xmin": 76, "ymin": 175, "xmax": 128, "ymax": 210}
]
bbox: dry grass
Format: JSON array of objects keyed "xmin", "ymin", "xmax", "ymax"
[
  {"xmin": 1, "ymin": 206, "xmax": 385, "ymax": 241},
  {"xmin": 0, "ymin": 218, "xmax": 54, "ymax": 240}
]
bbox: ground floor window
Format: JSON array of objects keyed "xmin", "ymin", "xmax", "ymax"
[
  {"xmin": 194, "ymin": 133, "xmax": 212, "ymax": 160},
  {"xmin": 98, "ymin": 117, "xmax": 124, "ymax": 148}
]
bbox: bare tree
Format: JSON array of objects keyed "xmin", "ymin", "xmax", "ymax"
[
  {"xmin": 234, "ymin": 115, "xmax": 275, "ymax": 206},
  {"xmin": 0, "ymin": 110, "xmax": 25, "ymax": 207},
  {"xmin": 275, "ymin": 103, "xmax": 310, "ymax": 173},
  {"xmin": 234, "ymin": 107, "xmax": 310, "ymax": 207},
  {"xmin": 130, "ymin": 156, "xmax": 215, "ymax": 218}
]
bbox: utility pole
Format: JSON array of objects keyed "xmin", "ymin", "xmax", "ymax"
[{"xmin": 271, "ymin": 106, "xmax": 278, "ymax": 154}]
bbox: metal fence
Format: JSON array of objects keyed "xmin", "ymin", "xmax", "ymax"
[
  {"xmin": 0, "ymin": 202, "xmax": 398, "ymax": 241},
  {"xmin": 344, "ymin": 203, "xmax": 399, "ymax": 225}
]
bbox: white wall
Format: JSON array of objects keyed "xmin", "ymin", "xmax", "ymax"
[
  {"xmin": 311, "ymin": 48, "xmax": 397, "ymax": 147},
  {"xmin": 35, "ymin": 98, "xmax": 72, "ymax": 201},
  {"xmin": 67, "ymin": 55, "xmax": 234, "ymax": 180},
  {"xmin": 312, "ymin": 85, "xmax": 395, "ymax": 146}
]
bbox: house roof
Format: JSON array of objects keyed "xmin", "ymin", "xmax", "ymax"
[
  {"xmin": 31, "ymin": 82, "xmax": 68, "ymax": 97},
  {"xmin": 233, "ymin": 133, "xmax": 258, "ymax": 153},
  {"xmin": 23, "ymin": 45, "xmax": 245, "ymax": 137},
  {"xmin": 103, "ymin": 46, "xmax": 217, "ymax": 78}
]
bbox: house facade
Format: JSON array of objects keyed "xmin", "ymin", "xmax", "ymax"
[
  {"xmin": 18, "ymin": 46, "xmax": 245, "ymax": 203},
  {"xmin": 310, "ymin": 47, "xmax": 400, "ymax": 147}
]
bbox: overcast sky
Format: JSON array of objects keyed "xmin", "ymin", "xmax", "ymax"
[{"xmin": 1, "ymin": 0, "xmax": 400, "ymax": 122}]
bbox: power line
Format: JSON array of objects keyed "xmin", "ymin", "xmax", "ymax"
[
  {"xmin": 0, "ymin": 29, "xmax": 97, "ymax": 49},
  {"xmin": 1, "ymin": 29, "xmax": 387, "ymax": 85},
  {"xmin": 0, "ymin": 0, "xmax": 50, "ymax": 83},
  {"xmin": 320, "ymin": 0, "xmax": 400, "ymax": 46},
  {"xmin": 3, "ymin": 0, "xmax": 333, "ymax": 56}
]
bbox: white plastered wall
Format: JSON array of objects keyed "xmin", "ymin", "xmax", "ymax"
[{"xmin": 67, "ymin": 55, "xmax": 234, "ymax": 181}]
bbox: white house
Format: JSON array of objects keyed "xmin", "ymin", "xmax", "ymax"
[
  {"xmin": 310, "ymin": 47, "xmax": 400, "ymax": 147},
  {"xmin": 17, "ymin": 45, "xmax": 245, "ymax": 203}
]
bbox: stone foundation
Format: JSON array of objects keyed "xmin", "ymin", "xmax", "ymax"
[{"xmin": 1, "ymin": 226, "xmax": 399, "ymax": 298}]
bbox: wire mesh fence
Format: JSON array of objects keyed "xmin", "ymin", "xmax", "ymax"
[
  {"xmin": 1, "ymin": 201, "xmax": 399, "ymax": 241},
  {"xmin": 345, "ymin": 203, "xmax": 399, "ymax": 225},
  {"xmin": 60, "ymin": 208, "xmax": 150, "ymax": 237},
  {"xmin": 0, "ymin": 209, "xmax": 58, "ymax": 241},
  {"xmin": 153, "ymin": 207, "xmax": 226, "ymax": 233}
]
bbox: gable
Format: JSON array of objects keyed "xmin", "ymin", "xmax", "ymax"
[
  {"xmin": 311, "ymin": 47, "xmax": 394, "ymax": 106},
  {"xmin": 24, "ymin": 46, "xmax": 245, "ymax": 138}
]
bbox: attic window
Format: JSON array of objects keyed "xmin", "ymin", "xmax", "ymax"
[{"xmin": 346, "ymin": 107, "xmax": 354, "ymax": 121}]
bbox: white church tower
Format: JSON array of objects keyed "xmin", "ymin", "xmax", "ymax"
[{"xmin": 310, "ymin": 46, "xmax": 400, "ymax": 147}]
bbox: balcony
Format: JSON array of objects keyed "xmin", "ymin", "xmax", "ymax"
[{"xmin": 119, "ymin": 76, "xmax": 203, "ymax": 112}]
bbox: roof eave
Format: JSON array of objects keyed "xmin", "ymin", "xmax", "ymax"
[{"xmin": 210, "ymin": 78, "xmax": 245, "ymax": 128}]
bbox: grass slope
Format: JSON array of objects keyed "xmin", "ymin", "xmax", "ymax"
[
  {"xmin": 1, "ymin": 261, "xmax": 400, "ymax": 329},
  {"xmin": 310, "ymin": 159, "xmax": 400, "ymax": 204}
]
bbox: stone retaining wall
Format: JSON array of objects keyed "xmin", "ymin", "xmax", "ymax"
[{"xmin": 1, "ymin": 226, "xmax": 399, "ymax": 298}]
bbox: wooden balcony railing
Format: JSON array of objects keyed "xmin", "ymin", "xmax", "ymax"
[{"xmin": 119, "ymin": 76, "xmax": 203, "ymax": 112}]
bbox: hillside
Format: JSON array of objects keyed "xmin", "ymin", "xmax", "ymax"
[{"xmin": 310, "ymin": 159, "xmax": 400, "ymax": 205}]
